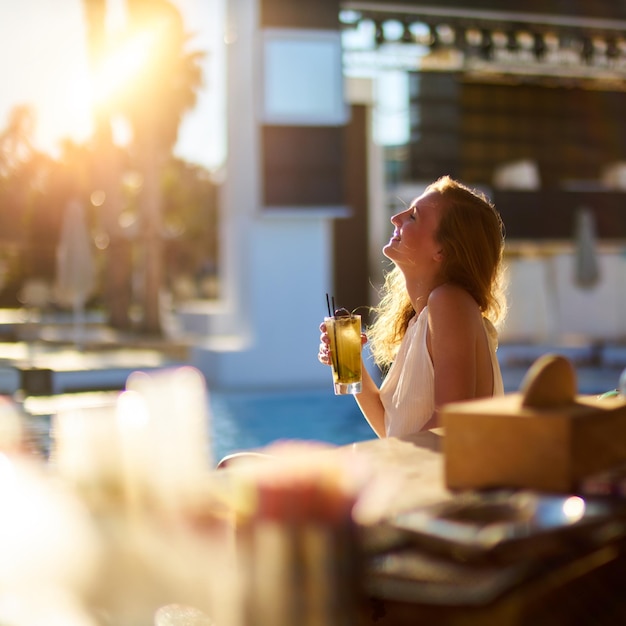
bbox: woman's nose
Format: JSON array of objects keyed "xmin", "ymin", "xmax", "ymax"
[{"xmin": 391, "ymin": 209, "xmax": 406, "ymax": 226}]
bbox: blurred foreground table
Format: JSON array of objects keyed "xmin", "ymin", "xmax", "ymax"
[{"xmin": 350, "ymin": 431, "xmax": 626, "ymax": 626}]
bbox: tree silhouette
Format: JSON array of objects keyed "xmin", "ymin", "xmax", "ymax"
[
  {"xmin": 83, "ymin": 0, "xmax": 133, "ymax": 329},
  {"xmin": 0, "ymin": 106, "xmax": 57, "ymax": 305},
  {"xmin": 82, "ymin": 0, "xmax": 205, "ymax": 334}
]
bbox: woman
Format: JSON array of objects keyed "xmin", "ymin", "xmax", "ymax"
[{"xmin": 318, "ymin": 176, "xmax": 507, "ymax": 437}]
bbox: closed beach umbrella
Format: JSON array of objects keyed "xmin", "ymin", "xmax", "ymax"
[
  {"xmin": 574, "ymin": 207, "xmax": 600, "ymax": 289},
  {"xmin": 55, "ymin": 200, "xmax": 96, "ymax": 345}
]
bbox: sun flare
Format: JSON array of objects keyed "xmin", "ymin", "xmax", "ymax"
[
  {"xmin": 0, "ymin": 0, "xmax": 222, "ymax": 169},
  {"xmin": 91, "ymin": 28, "xmax": 160, "ymax": 107}
]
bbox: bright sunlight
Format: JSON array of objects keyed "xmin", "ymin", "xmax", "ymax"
[
  {"xmin": 0, "ymin": 0, "xmax": 225, "ymax": 169},
  {"xmin": 91, "ymin": 28, "xmax": 161, "ymax": 108}
]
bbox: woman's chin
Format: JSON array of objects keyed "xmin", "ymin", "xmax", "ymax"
[{"xmin": 382, "ymin": 243, "xmax": 394, "ymax": 258}]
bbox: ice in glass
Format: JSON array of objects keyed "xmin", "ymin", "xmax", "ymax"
[{"xmin": 324, "ymin": 314, "xmax": 362, "ymax": 395}]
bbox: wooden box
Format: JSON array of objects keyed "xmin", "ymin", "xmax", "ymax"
[{"xmin": 441, "ymin": 355, "xmax": 626, "ymax": 493}]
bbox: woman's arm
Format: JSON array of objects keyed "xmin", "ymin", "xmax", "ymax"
[
  {"xmin": 354, "ymin": 364, "xmax": 387, "ymax": 438},
  {"xmin": 319, "ymin": 322, "xmax": 387, "ymax": 438}
]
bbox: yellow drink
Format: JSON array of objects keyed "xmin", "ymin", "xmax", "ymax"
[{"xmin": 325, "ymin": 314, "xmax": 362, "ymax": 395}]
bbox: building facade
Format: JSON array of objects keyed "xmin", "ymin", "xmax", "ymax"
[{"xmin": 191, "ymin": 1, "xmax": 626, "ymax": 389}]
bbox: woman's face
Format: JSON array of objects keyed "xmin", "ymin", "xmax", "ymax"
[{"xmin": 383, "ymin": 190, "xmax": 444, "ymax": 272}]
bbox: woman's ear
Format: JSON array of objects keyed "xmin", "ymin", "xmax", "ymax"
[{"xmin": 433, "ymin": 248, "xmax": 444, "ymax": 262}]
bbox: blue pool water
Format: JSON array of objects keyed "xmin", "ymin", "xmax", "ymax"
[
  {"xmin": 208, "ymin": 388, "xmax": 375, "ymax": 464},
  {"xmin": 206, "ymin": 362, "xmax": 625, "ymax": 464}
]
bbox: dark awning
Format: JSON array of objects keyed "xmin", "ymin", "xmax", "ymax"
[
  {"xmin": 341, "ymin": 1, "xmax": 626, "ymax": 83},
  {"xmin": 350, "ymin": 1, "xmax": 626, "ymax": 22},
  {"xmin": 341, "ymin": 1, "xmax": 626, "ymax": 37}
]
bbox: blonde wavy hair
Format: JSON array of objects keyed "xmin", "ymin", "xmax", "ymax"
[{"xmin": 368, "ymin": 176, "xmax": 507, "ymax": 369}]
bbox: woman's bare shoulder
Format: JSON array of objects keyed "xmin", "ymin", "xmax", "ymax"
[
  {"xmin": 428, "ymin": 283, "xmax": 477, "ymax": 311},
  {"xmin": 427, "ymin": 285, "xmax": 482, "ymax": 352}
]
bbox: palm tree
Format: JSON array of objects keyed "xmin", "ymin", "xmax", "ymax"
[
  {"xmin": 82, "ymin": 0, "xmax": 204, "ymax": 334},
  {"xmin": 120, "ymin": 0, "xmax": 204, "ymax": 334},
  {"xmin": 82, "ymin": 0, "xmax": 132, "ymax": 330}
]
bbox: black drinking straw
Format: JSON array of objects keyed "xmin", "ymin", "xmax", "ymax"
[{"xmin": 327, "ymin": 295, "xmax": 340, "ymax": 377}]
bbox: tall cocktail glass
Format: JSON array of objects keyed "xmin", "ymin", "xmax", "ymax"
[{"xmin": 325, "ymin": 314, "xmax": 362, "ymax": 395}]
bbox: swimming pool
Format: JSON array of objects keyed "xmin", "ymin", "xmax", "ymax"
[
  {"xmin": 24, "ymin": 360, "xmax": 622, "ymax": 466},
  {"xmin": 209, "ymin": 388, "xmax": 375, "ymax": 464},
  {"xmin": 207, "ymin": 362, "xmax": 624, "ymax": 464},
  {"xmin": 21, "ymin": 387, "xmax": 374, "ymax": 466}
]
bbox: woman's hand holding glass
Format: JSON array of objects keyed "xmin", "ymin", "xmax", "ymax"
[{"xmin": 318, "ymin": 318, "xmax": 367, "ymax": 395}]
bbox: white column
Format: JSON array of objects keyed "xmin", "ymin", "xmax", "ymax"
[
  {"xmin": 212, "ymin": 0, "xmax": 260, "ymax": 342},
  {"xmin": 191, "ymin": 0, "xmax": 338, "ymax": 389}
]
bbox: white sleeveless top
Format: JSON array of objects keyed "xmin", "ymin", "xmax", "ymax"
[{"xmin": 380, "ymin": 306, "xmax": 504, "ymax": 437}]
